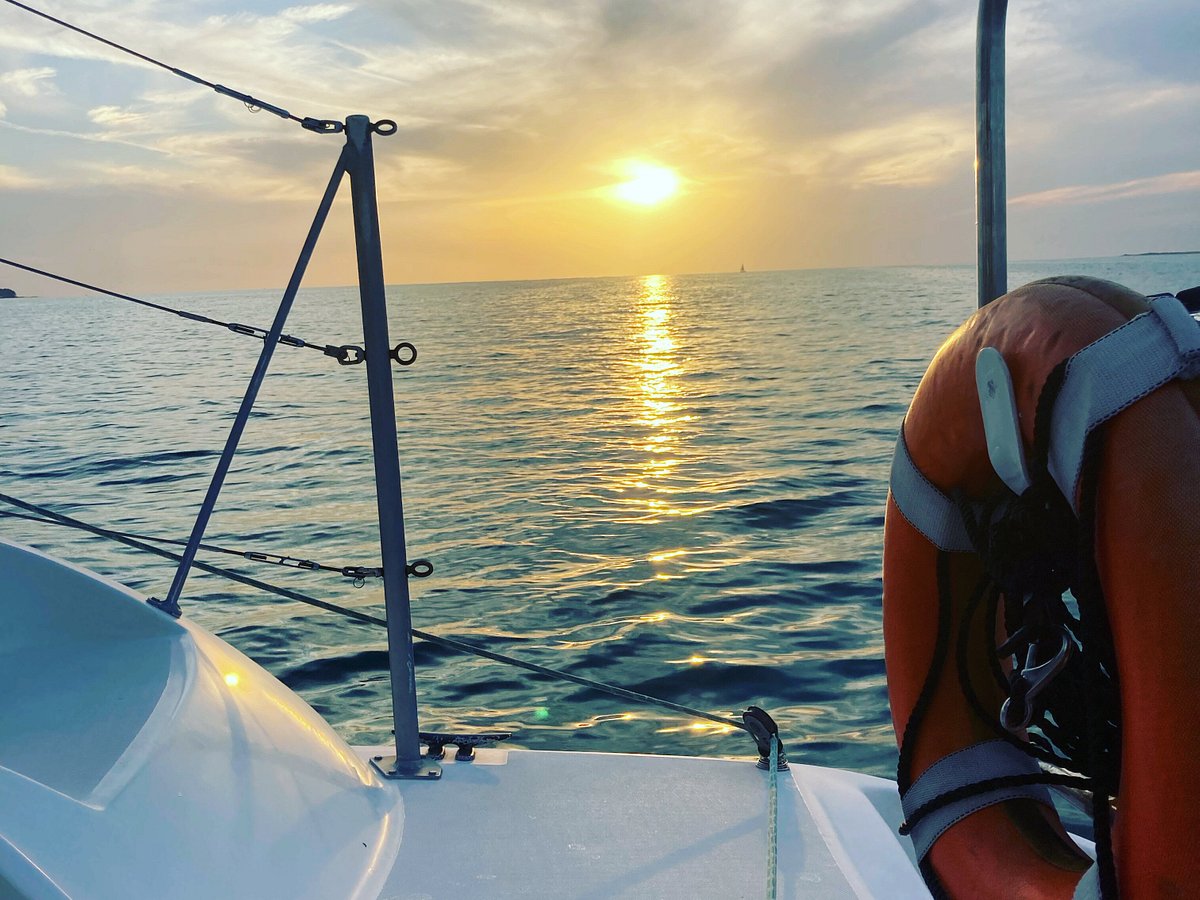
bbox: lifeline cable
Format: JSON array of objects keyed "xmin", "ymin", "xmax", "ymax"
[
  {"xmin": 1, "ymin": 0, "xmax": 343, "ymax": 133},
  {"xmin": 0, "ymin": 256, "xmax": 373, "ymax": 367},
  {"xmin": 0, "ymin": 491, "xmax": 753, "ymax": 737},
  {"xmin": 0, "ymin": 507, "xmax": 395, "ymax": 583}
]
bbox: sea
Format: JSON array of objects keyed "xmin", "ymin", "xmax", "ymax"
[{"xmin": 2, "ymin": 255, "xmax": 1196, "ymax": 779}]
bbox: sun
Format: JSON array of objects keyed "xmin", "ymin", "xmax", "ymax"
[{"xmin": 611, "ymin": 161, "xmax": 680, "ymax": 206}]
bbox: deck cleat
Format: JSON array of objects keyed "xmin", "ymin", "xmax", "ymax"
[{"xmin": 420, "ymin": 731, "xmax": 513, "ymax": 762}]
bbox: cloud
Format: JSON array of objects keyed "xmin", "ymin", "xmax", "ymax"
[
  {"xmin": 0, "ymin": 66, "xmax": 58, "ymax": 98},
  {"xmin": 0, "ymin": 162, "xmax": 46, "ymax": 188},
  {"xmin": 1011, "ymin": 170, "xmax": 1200, "ymax": 209},
  {"xmin": 280, "ymin": 4, "xmax": 355, "ymax": 25},
  {"xmin": 88, "ymin": 105, "xmax": 150, "ymax": 130},
  {"xmin": 0, "ymin": 116, "xmax": 170, "ymax": 155},
  {"xmin": 786, "ymin": 110, "xmax": 972, "ymax": 188},
  {"xmin": 0, "ymin": 0, "xmax": 1196, "ymax": 288}
]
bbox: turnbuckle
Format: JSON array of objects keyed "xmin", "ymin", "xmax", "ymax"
[
  {"xmin": 226, "ymin": 322, "xmax": 305, "ymax": 347},
  {"xmin": 999, "ymin": 625, "xmax": 1072, "ymax": 731},
  {"xmin": 245, "ymin": 551, "xmax": 320, "ymax": 571}
]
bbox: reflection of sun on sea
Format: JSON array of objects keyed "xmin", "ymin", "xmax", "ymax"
[{"xmin": 619, "ymin": 274, "xmax": 696, "ymax": 519}]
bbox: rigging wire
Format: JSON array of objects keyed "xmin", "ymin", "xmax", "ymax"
[
  {"xmin": 0, "ymin": 507, "xmax": 402, "ymax": 584},
  {"xmin": 0, "ymin": 492, "xmax": 752, "ymax": 736},
  {"xmin": 0, "ymin": 256, "xmax": 373, "ymax": 366},
  {"xmin": 1, "ymin": 0, "xmax": 344, "ymax": 134}
]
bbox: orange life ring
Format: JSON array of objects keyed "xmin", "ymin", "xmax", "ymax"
[{"xmin": 883, "ymin": 276, "xmax": 1200, "ymax": 897}]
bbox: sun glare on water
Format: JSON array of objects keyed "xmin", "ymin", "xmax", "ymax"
[{"xmin": 611, "ymin": 161, "xmax": 680, "ymax": 206}]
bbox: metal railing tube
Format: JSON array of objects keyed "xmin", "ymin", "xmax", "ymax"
[
  {"xmin": 152, "ymin": 146, "xmax": 348, "ymax": 617},
  {"xmin": 343, "ymin": 115, "xmax": 439, "ymax": 780},
  {"xmin": 976, "ymin": 0, "xmax": 1008, "ymax": 308}
]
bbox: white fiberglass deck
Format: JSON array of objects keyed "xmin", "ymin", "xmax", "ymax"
[
  {"xmin": 360, "ymin": 746, "xmax": 926, "ymax": 899},
  {"xmin": 0, "ymin": 536, "xmax": 928, "ymax": 899}
]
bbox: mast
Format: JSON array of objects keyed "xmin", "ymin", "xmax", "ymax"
[
  {"xmin": 976, "ymin": 0, "xmax": 1008, "ymax": 308},
  {"xmin": 344, "ymin": 115, "xmax": 440, "ymax": 780}
]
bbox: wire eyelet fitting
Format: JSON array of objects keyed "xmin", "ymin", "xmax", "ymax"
[
  {"xmin": 390, "ymin": 341, "xmax": 417, "ymax": 366},
  {"xmin": 406, "ymin": 559, "xmax": 434, "ymax": 578},
  {"xmin": 372, "ymin": 119, "xmax": 398, "ymax": 136}
]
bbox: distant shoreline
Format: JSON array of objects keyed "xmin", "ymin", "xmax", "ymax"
[{"xmin": 1121, "ymin": 251, "xmax": 1200, "ymax": 257}]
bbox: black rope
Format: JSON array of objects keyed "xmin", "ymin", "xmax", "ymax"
[
  {"xmin": 0, "ymin": 257, "xmax": 370, "ymax": 367},
  {"xmin": 1, "ymin": 0, "xmax": 344, "ymax": 134},
  {"xmin": 1032, "ymin": 360, "xmax": 1070, "ymax": 471},
  {"xmin": 0, "ymin": 493, "xmax": 751, "ymax": 737},
  {"xmin": 1075, "ymin": 431, "xmax": 1121, "ymax": 898},
  {"xmin": 0, "ymin": 505, "xmax": 406, "ymax": 583},
  {"xmin": 896, "ymin": 550, "xmax": 954, "ymax": 794}
]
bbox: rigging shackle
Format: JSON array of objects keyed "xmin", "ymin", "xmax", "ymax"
[
  {"xmin": 324, "ymin": 344, "xmax": 366, "ymax": 365},
  {"xmin": 302, "ymin": 118, "xmax": 345, "ymax": 134}
]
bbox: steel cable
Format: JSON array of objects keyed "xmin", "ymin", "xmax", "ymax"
[{"xmin": 1, "ymin": 0, "xmax": 343, "ymax": 133}]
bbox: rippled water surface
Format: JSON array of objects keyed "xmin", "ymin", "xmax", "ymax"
[{"xmin": 2, "ymin": 256, "xmax": 1194, "ymax": 777}]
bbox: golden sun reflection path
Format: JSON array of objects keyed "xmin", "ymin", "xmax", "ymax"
[{"xmin": 617, "ymin": 274, "xmax": 698, "ymax": 520}]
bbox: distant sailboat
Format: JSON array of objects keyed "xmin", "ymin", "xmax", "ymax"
[{"xmin": 739, "ymin": 263, "xmax": 745, "ymax": 273}]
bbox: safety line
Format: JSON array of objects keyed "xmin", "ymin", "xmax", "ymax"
[
  {"xmin": 1, "ymin": 0, "xmax": 343, "ymax": 134},
  {"xmin": 0, "ymin": 507, "xmax": 384, "ymax": 583},
  {"xmin": 0, "ymin": 256, "xmax": 367, "ymax": 366},
  {"xmin": 0, "ymin": 491, "xmax": 752, "ymax": 735}
]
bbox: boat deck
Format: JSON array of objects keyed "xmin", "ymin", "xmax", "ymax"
[{"xmin": 357, "ymin": 746, "xmax": 929, "ymax": 899}]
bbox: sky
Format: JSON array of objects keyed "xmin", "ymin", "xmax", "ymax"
[{"xmin": 0, "ymin": 0, "xmax": 1197, "ymax": 292}]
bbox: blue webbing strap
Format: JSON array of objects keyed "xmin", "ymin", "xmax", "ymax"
[
  {"xmin": 889, "ymin": 422, "xmax": 976, "ymax": 553},
  {"xmin": 1049, "ymin": 294, "xmax": 1200, "ymax": 510},
  {"xmin": 900, "ymin": 740, "xmax": 1052, "ymax": 861}
]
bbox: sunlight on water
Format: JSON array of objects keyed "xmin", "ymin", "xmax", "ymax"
[
  {"xmin": 3, "ymin": 256, "xmax": 1192, "ymax": 778},
  {"xmin": 623, "ymin": 274, "xmax": 691, "ymax": 519}
]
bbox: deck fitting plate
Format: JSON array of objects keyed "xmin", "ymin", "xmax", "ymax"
[{"xmin": 371, "ymin": 754, "xmax": 442, "ymax": 780}]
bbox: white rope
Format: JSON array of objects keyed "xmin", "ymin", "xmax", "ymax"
[{"xmin": 767, "ymin": 735, "xmax": 779, "ymax": 900}]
